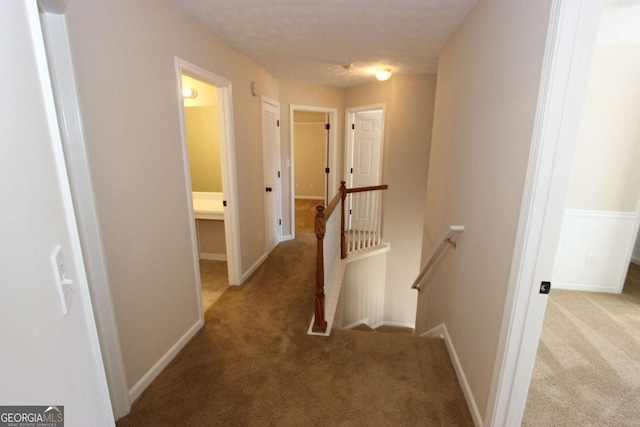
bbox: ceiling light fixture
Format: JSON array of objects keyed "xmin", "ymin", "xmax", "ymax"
[
  {"xmin": 342, "ymin": 62, "xmax": 353, "ymax": 70},
  {"xmin": 182, "ymin": 87, "xmax": 198, "ymax": 98},
  {"xmin": 375, "ymin": 68, "xmax": 392, "ymax": 82}
]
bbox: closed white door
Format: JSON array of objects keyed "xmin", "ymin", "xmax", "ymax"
[
  {"xmin": 349, "ymin": 109, "xmax": 383, "ymax": 229},
  {"xmin": 262, "ymin": 99, "xmax": 281, "ymax": 253}
]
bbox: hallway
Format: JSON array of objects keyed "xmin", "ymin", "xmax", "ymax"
[{"xmin": 116, "ymin": 233, "xmax": 472, "ymax": 426}]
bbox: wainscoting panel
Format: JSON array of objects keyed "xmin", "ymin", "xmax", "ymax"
[
  {"xmin": 553, "ymin": 210, "xmax": 638, "ymax": 293},
  {"xmin": 334, "ymin": 251, "xmax": 386, "ymax": 329}
]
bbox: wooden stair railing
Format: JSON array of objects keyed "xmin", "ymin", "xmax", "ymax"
[{"xmin": 313, "ymin": 181, "xmax": 388, "ymax": 334}]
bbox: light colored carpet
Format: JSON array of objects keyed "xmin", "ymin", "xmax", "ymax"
[
  {"xmin": 200, "ymin": 259, "xmax": 228, "ymax": 313},
  {"xmin": 523, "ymin": 263, "xmax": 640, "ymax": 426},
  {"xmin": 295, "ymin": 198, "xmax": 321, "ymax": 236},
  {"xmin": 117, "ymin": 233, "xmax": 472, "ymax": 426}
]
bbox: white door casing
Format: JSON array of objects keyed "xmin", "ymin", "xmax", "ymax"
[
  {"xmin": 174, "ymin": 59, "xmax": 243, "ymax": 291},
  {"xmin": 38, "ymin": 6, "xmax": 130, "ymax": 417},
  {"xmin": 262, "ymin": 97, "xmax": 281, "ymax": 253},
  {"xmin": 485, "ymin": 0, "xmax": 604, "ymax": 425},
  {"xmin": 1, "ymin": 1, "xmax": 114, "ymax": 424},
  {"xmin": 289, "ymin": 105, "xmax": 339, "ymax": 240}
]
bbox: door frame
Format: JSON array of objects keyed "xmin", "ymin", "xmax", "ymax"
[
  {"xmin": 174, "ymin": 58, "xmax": 243, "ymax": 298},
  {"xmin": 485, "ymin": 0, "xmax": 604, "ymax": 425},
  {"xmin": 289, "ymin": 104, "xmax": 338, "ymax": 239},
  {"xmin": 31, "ymin": 0, "xmax": 116, "ymax": 423},
  {"xmin": 37, "ymin": 3, "xmax": 129, "ymax": 418},
  {"xmin": 261, "ymin": 96, "xmax": 282, "ymax": 253},
  {"xmin": 344, "ymin": 104, "xmax": 386, "ymax": 189}
]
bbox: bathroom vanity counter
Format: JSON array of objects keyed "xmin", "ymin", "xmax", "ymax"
[{"xmin": 192, "ymin": 192, "xmax": 224, "ymax": 220}]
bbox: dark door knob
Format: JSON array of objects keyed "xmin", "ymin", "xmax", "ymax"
[{"xmin": 265, "ymin": 187, "xmax": 272, "ymax": 192}]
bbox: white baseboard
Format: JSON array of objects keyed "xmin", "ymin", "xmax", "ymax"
[
  {"xmin": 295, "ymin": 195, "xmax": 325, "ymax": 201},
  {"xmin": 553, "ymin": 282, "xmax": 619, "ymax": 293},
  {"xmin": 199, "ymin": 252, "xmax": 226, "ymax": 261},
  {"xmin": 129, "ymin": 319, "xmax": 203, "ymax": 402},
  {"xmin": 342, "ymin": 319, "xmax": 415, "ymax": 331},
  {"xmin": 281, "ymin": 235, "xmax": 294, "ymax": 242},
  {"xmin": 420, "ymin": 323, "xmax": 483, "ymax": 427},
  {"xmin": 632, "ymin": 256, "xmax": 640, "ymax": 265},
  {"xmin": 381, "ymin": 320, "xmax": 415, "ymax": 330},
  {"xmin": 241, "ymin": 253, "xmax": 268, "ymax": 283}
]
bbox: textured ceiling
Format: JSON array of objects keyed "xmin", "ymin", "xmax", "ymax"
[
  {"xmin": 173, "ymin": 0, "xmax": 477, "ymax": 87},
  {"xmin": 598, "ymin": 0, "xmax": 640, "ymax": 44}
]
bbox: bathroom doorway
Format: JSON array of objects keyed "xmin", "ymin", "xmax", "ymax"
[{"xmin": 175, "ymin": 58, "xmax": 242, "ymax": 320}]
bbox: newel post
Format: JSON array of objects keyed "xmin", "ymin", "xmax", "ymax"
[
  {"xmin": 340, "ymin": 181, "xmax": 347, "ymax": 259},
  {"xmin": 313, "ymin": 205, "xmax": 328, "ymax": 333}
]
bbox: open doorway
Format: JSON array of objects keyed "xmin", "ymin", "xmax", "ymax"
[
  {"xmin": 289, "ymin": 105, "xmax": 338, "ymax": 238},
  {"xmin": 175, "ymin": 58, "xmax": 242, "ymax": 320},
  {"xmin": 292, "ymin": 111, "xmax": 327, "ymax": 235},
  {"xmin": 523, "ymin": 3, "xmax": 640, "ymax": 424}
]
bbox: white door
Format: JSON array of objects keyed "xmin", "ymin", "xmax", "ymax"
[
  {"xmin": 0, "ymin": 1, "xmax": 113, "ymax": 424},
  {"xmin": 262, "ymin": 99, "xmax": 281, "ymax": 253},
  {"xmin": 349, "ymin": 109, "xmax": 383, "ymax": 229},
  {"xmin": 351, "ymin": 110, "xmax": 383, "ymax": 188}
]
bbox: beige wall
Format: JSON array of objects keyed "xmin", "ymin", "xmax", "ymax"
[
  {"xmin": 293, "ymin": 112, "xmax": 326, "ymax": 199},
  {"xmin": 415, "ymin": 0, "xmax": 553, "ymax": 419},
  {"xmin": 345, "ymin": 75, "xmax": 437, "ymax": 326},
  {"xmin": 65, "ymin": 0, "xmax": 278, "ymax": 388},
  {"xmin": 185, "ymin": 107, "xmax": 222, "ymax": 192},
  {"xmin": 197, "ymin": 220, "xmax": 226, "ymax": 255},
  {"xmin": 279, "ymin": 81, "xmax": 345, "ymax": 235},
  {"xmin": 565, "ymin": 45, "xmax": 640, "ymax": 212}
]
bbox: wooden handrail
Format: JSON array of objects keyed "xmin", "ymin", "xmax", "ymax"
[
  {"xmin": 346, "ymin": 184, "xmax": 389, "ymax": 194},
  {"xmin": 312, "ymin": 181, "xmax": 387, "ymax": 334},
  {"xmin": 324, "ymin": 189, "xmax": 343, "ymax": 220}
]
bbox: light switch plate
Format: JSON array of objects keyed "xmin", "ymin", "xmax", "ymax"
[{"xmin": 50, "ymin": 245, "xmax": 71, "ymax": 315}]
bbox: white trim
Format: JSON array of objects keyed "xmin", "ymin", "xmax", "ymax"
[
  {"xmin": 631, "ymin": 256, "xmax": 640, "ymax": 265},
  {"xmin": 241, "ymin": 253, "xmax": 268, "ymax": 283},
  {"xmin": 38, "ymin": 9, "xmax": 129, "ymax": 418},
  {"xmin": 294, "ymin": 195, "xmax": 325, "ymax": 201},
  {"xmin": 485, "ymin": 1, "xmax": 604, "ymax": 426},
  {"xmin": 345, "ymin": 242, "xmax": 391, "ymax": 263},
  {"xmin": 380, "ymin": 320, "xmax": 415, "ymax": 329},
  {"xmin": 342, "ymin": 320, "xmax": 415, "ymax": 330},
  {"xmin": 28, "ymin": 1, "xmax": 115, "ymax": 423},
  {"xmin": 174, "ymin": 58, "xmax": 243, "ymax": 294},
  {"xmin": 552, "ymin": 282, "xmax": 618, "ymax": 293},
  {"xmin": 289, "ymin": 104, "xmax": 339, "ymax": 240},
  {"xmin": 199, "ymin": 253, "xmax": 227, "ymax": 261},
  {"xmin": 262, "ymin": 96, "xmax": 283, "ymax": 253},
  {"xmin": 281, "ymin": 235, "xmax": 294, "ymax": 242},
  {"xmin": 128, "ymin": 319, "xmax": 203, "ymax": 402},
  {"xmin": 564, "ymin": 209, "xmax": 637, "ymax": 219},
  {"xmin": 420, "ymin": 324, "xmax": 482, "ymax": 427}
]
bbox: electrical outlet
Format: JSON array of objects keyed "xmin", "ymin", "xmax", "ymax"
[
  {"xmin": 258, "ymin": 232, "xmax": 263, "ymax": 241},
  {"xmin": 586, "ymin": 253, "xmax": 596, "ymax": 267}
]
